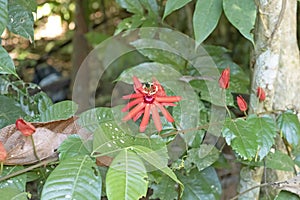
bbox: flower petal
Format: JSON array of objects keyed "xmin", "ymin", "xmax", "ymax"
[
  {"xmin": 122, "ymin": 102, "xmax": 146, "ymax": 121},
  {"xmin": 257, "ymin": 87, "xmax": 266, "ymax": 101},
  {"xmin": 15, "ymin": 118, "xmax": 36, "ymax": 136},
  {"xmin": 133, "ymin": 110, "xmax": 144, "ymax": 122},
  {"xmin": 156, "ymin": 96, "xmax": 181, "ymax": 103},
  {"xmin": 154, "ymin": 101, "xmax": 174, "ymax": 122},
  {"xmin": 151, "ymin": 104, "xmax": 162, "ymax": 132},
  {"xmin": 219, "ymin": 68, "xmax": 230, "ymax": 89},
  {"xmin": 152, "ymin": 77, "xmax": 167, "ymax": 96},
  {"xmin": 237, "ymin": 95, "xmax": 248, "ymax": 112},
  {"xmin": 122, "ymin": 98, "xmax": 143, "ymax": 112},
  {"xmin": 140, "ymin": 104, "xmax": 150, "ymax": 132},
  {"xmin": 133, "ymin": 76, "xmax": 143, "ymax": 93}
]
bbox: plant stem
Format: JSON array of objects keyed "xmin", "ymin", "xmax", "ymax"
[
  {"xmin": 229, "ymin": 182, "xmax": 270, "ymax": 200},
  {"xmin": 222, "ymin": 89, "xmax": 232, "ymax": 118},
  {"xmin": 0, "ymin": 157, "xmax": 58, "ymax": 182},
  {"xmin": 0, "ymin": 162, "xmax": 3, "ymax": 175},
  {"xmin": 30, "ymin": 135, "xmax": 40, "ymax": 162}
]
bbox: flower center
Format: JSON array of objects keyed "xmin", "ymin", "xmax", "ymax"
[
  {"xmin": 142, "ymin": 82, "xmax": 158, "ymax": 95},
  {"xmin": 144, "ymin": 95, "xmax": 155, "ymax": 104}
]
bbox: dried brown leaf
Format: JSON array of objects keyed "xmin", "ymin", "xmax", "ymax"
[
  {"xmin": 0, "ymin": 117, "xmax": 90, "ymax": 165},
  {"xmin": 272, "ymin": 175, "xmax": 300, "ymax": 197},
  {"xmin": 96, "ymin": 155, "xmax": 113, "ymax": 167}
]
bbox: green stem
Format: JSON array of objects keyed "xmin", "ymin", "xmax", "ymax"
[
  {"xmin": 0, "ymin": 157, "xmax": 58, "ymax": 182},
  {"xmin": 0, "ymin": 162, "xmax": 3, "ymax": 175},
  {"xmin": 30, "ymin": 135, "xmax": 40, "ymax": 162},
  {"xmin": 222, "ymin": 89, "xmax": 232, "ymax": 118}
]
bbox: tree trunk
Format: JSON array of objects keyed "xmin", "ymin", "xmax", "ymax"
[
  {"xmin": 241, "ymin": 0, "xmax": 300, "ymax": 199},
  {"xmin": 251, "ymin": 0, "xmax": 300, "ymax": 113},
  {"xmin": 71, "ymin": 0, "xmax": 91, "ymax": 112}
]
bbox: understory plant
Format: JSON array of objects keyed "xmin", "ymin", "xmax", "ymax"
[{"xmin": 0, "ymin": 0, "xmax": 299, "ymax": 200}]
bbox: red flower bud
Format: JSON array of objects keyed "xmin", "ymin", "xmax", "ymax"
[
  {"xmin": 219, "ymin": 68, "xmax": 230, "ymax": 89},
  {"xmin": 16, "ymin": 118, "xmax": 36, "ymax": 136},
  {"xmin": 0, "ymin": 142, "xmax": 7, "ymax": 162},
  {"xmin": 237, "ymin": 95, "xmax": 247, "ymax": 112},
  {"xmin": 257, "ymin": 87, "xmax": 266, "ymax": 101}
]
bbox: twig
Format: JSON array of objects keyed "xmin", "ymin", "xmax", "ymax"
[
  {"xmin": 230, "ymin": 182, "xmax": 270, "ymax": 200},
  {"xmin": 0, "ymin": 157, "xmax": 58, "ymax": 182}
]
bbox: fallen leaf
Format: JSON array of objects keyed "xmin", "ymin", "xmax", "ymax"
[
  {"xmin": 0, "ymin": 117, "xmax": 91, "ymax": 165},
  {"xmin": 271, "ymin": 175, "xmax": 300, "ymax": 197},
  {"xmin": 96, "ymin": 155, "xmax": 113, "ymax": 167}
]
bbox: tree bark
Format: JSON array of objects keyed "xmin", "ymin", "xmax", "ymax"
[
  {"xmin": 242, "ymin": 0, "xmax": 300, "ymax": 199},
  {"xmin": 251, "ymin": 0, "xmax": 300, "ymax": 113},
  {"xmin": 71, "ymin": 0, "xmax": 91, "ymax": 112}
]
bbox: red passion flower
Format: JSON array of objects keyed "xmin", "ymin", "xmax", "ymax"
[
  {"xmin": 237, "ymin": 95, "xmax": 248, "ymax": 112},
  {"xmin": 16, "ymin": 118, "xmax": 36, "ymax": 136},
  {"xmin": 219, "ymin": 68, "xmax": 230, "ymax": 89},
  {"xmin": 0, "ymin": 142, "xmax": 7, "ymax": 162},
  {"xmin": 122, "ymin": 76, "xmax": 181, "ymax": 132},
  {"xmin": 257, "ymin": 87, "xmax": 266, "ymax": 102}
]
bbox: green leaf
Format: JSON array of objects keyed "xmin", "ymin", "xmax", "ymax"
[
  {"xmin": 78, "ymin": 107, "xmax": 114, "ymax": 132},
  {"xmin": 223, "ymin": 115, "xmax": 276, "ymax": 160},
  {"xmin": 0, "ymin": 95, "xmax": 26, "ymax": 128},
  {"xmin": 39, "ymin": 100, "xmax": 78, "ymax": 122},
  {"xmin": 106, "ymin": 149, "xmax": 148, "ymax": 200},
  {"xmin": 0, "ymin": 46, "xmax": 18, "ymax": 77},
  {"xmin": 190, "ymin": 47, "xmax": 250, "ymax": 106},
  {"xmin": 0, "ymin": 76, "xmax": 10, "ymax": 94},
  {"xmin": 177, "ymin": 167, "xmax": 221, "ymax": 200},
  {"xmin": 0, "ymin": 166, "xmax": 26, "ymax": 192},
  {"xmin": 171, "ymin": 81, "xmax": 202, "ymax": 146},
  {"xmin": 277, "ymin": 110, "xmax": 300, "ymax": 147},
  {"xmin": 117, "ymin": 62, "xmax": 182, "ymax": 83},
  {"xmin": 0, "ymin": 187, "xmax": 27, "ymax": 200},
  {"xmin": 41, "ymin": 155, "xmax": 102, "ymax": 200},
  {"xmin": 12, "ymin": 0, "xmax": 37, "ymax": 12},
  {"xmin": 7, "ymin": 0, "xmax": 34, "ymax": 41},
  {"xmin": 163, "ymin": 0, "xmax": 192, "ymax": 19},
  {"xmin": 275, "ymin": 191, "xmax": 300, "ymax": 200},
  {"xmin": 204, "ymin": 46, "xmax": 251, "ymax": 94},
  {"xmin": 93, "ymin": 119, "xmax": 168, "ymax": 163},
  {"xmin": 265, "ymin": 151, "xmax": 294, "ymax": 171},
  {"xmin": 193, "ymin": 0, "xmax": 222, "ymax": 44},
  {"xmin": 58, "ymin": 135, "xmax": 91, "ymax": 161},
  {"xmin": 130, "ymin": 39, "xmax": 186, "ymax": 69},
  {"xmin": 243, "ymin": 150, "xmax": 295, "ymax": 171},
  {"xmin": 150, "ymin": 174, "xmax": 178, "ymax": 200},
  {"xmin": 116, "ymin": 0, "xmax": 143, "ymax": 15},
  {"xmin": 114, "ymin": 14, "xmax": 144, "ymax": 35},
  {"xmin": 186, "ymin": 144, "xmax": 219, "ymax": 171},
  {"xmin": 0, "ymin": 81, "xmax": 42, "ymax": 116},
  {"xmin": 133, "ymin": 145, "xmax": 183, "ymax": 193},
  {"xmin": 33, "ymin": 92, "xmax": 53, "ymax": 114},
  {"xmin": 92, "ymin": 121, "xmax": 134, "ymax": 157},
  {"xmin": 0, "ymin": 0, "xmax": 8, "ymax": 35},
  {"xmin": 140, "ymin": 0, "xmax": 159, "ymax": 17},
  {"xmin": 223, "ymin": 0, "xmax": 256, "ymax": 44}
]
